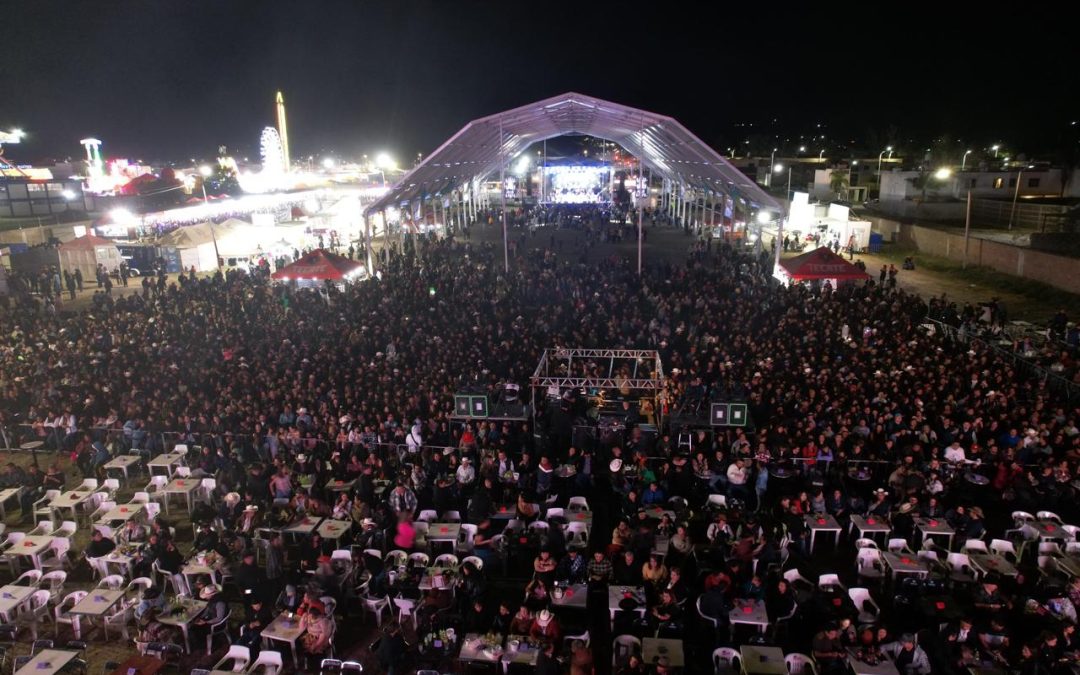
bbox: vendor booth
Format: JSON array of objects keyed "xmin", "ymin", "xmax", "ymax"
[
  {"xmin": 774, "ymin": 246, "xmax": 870, "ymax": 287},
  {"xmin": 270, "ymin": 248, "xmax": 366, "ymax": 288}
]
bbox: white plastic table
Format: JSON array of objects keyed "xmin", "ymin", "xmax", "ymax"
[
  {"xmin": 103, "ymin": 455, "xmax": 143, "ymax": 481},
  {"xmin": 914, "ymin": 517, "xmax": 955, "ymax": 550},
  {"xmin": 282, "ymin": 516, "xmax": 322, "ymax": 541},
  {"xmin": 15, "ymin": 650, "xmax": 77, "ymax": 675},
  {"xmin": 0, "ymin": 488, "xmax": 23, "ymax": 522},
  {"xmin": 163, "ymin": 478, "xmax": 201, "ymax": 513},
  {"xmin": 850, "ymin": 514, "xmax": 892, "ymax": 542},
  {"xmin": 10, "ymin": 535, "xmax": 57, "ymax": 570},
  {"xmin": 644, "ymin": 638, "xmax": 685, "ymax": 668},
  {"xmin": 805, "ymin": 514, "xmax": 842, "ymax": 551},
  {"xmin": 70, "ymin": 589, "xmax": 125, "ymax": 617},
  {"xmin": 428, "ymin": 523, "xmax": 460, "ymax": 543},
  {"xmin": 157, "ymin": 598, "xmax": 207, "ymax": 652},
  {"xmin": 848, "ymin": 650, "xmax": 901, "ymax": 675},
  {"xmin": 262, "ymin": 611, "xmax": 305, "ymax": 665},
  {"xmin": 608, "ymin": 585, "xmax": 646, "ymax": 623},
  {"xmin": 317, "ymin": 518, "xmax": 351, "ymax": 542},
  {"xmin": 882, "ymin": 552, "xmax": 929, "ymax": 580},
  {"xmin": 741, "ymin": 645, "xmax": 786, "ymax": 675},
  {"xmin": 97, "ymin": 503, "xmax": 145, "ymax": 526},
  {"xmin": 969, "ymin": 553, "xmax": 1019, "ymax": 578},
  {"xmin": 0, "ymin": 584, "xmax": 35, "ymax": 622},
  {"xmin": 50, "ymin": 490, "xmax": 95, "ymax": 521},
  {"xmin": 147, "ymin": 452, "xmax": 187, "ymax": 478},
  {"xmin": 729, "ymin": 599, "xmax": 770, "ymax": 637},
  {"xmin": 550, "ymin": 583, "xmax": 588, "ymax": 609}
]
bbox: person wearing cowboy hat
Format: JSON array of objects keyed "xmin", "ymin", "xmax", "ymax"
[
  {"xmin": 528, "ymin": 608, "xmax": 562, "ymax": 644},
  {"xmin": 191, "ymin": 584, "xmax": 227, "ymax": 640},
  {"xmin": 455, "ymin": 455, "xmax": 476, "ymax": 486}
]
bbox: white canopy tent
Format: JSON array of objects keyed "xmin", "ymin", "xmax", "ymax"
[{"xmin": 363, "ymin": 92, "xmax": 780, "ymax": 274}]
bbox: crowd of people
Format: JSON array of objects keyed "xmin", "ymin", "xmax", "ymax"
[{"xmin": 0, "ymin": 215, "xmax": 1077, "ymax": 674}]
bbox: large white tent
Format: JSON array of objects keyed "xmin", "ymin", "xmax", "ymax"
[{"xmin": 363, "ymin": 92, "xmax": 780, "ymax": 274}]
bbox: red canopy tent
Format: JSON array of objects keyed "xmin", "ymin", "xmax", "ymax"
[
  {"xmin": 778, "ymin": 246, "xmax": 869, "ymax": 283},
  {"xmin": 271, "ymin": 249, "xmax": 365, "ymax": 282}
]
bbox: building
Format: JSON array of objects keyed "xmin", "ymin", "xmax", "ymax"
[
  {"xmin": 0, "ymin": 172, "xmax": 91, "ymax": 218},
  {"xmin": 879, "ymin": 168, "xmax": 1064, "ymax": 202}
]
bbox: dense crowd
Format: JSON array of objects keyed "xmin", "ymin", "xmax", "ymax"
[{"xmin": 0, "ymin": 218, "xmax": 1078, "ymax": 674}]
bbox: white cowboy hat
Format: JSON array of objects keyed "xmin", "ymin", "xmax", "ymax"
[{"xmin": 609, "ymin": 459, "xmax": 623, "ymax": 472}]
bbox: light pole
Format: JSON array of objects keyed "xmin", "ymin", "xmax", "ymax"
[
  {"xmin": 991, "ymin": 144, "xmax": 1000, "ymax": 158},
  {"xmin": 198, "ymin": 165, "xmax": 213, "ymax": 201},
  {"xmin": 1008, "ymin": 166, "xmax": 1032, "ymax": 230},
  {"xmin": 375, "ymin": 153, "xmax": 394, "ymax": 187},
  {"xmin": 961, "ymin": 150, "xmax": 972, "ymax": 171},
  {"xmin": 766, "ymin": 148, "xmax": 777, "ymax": 187},
  {"xmin": 774, "ymin": 163, "xmax": 792, "ymax": 202},
  {"xmin": 818, "ymin": 149, "xmax": 825, "ymax": 160},
  {"xmin": 877, "ymin": 146, "xmax": 893, "ymax": 176}
]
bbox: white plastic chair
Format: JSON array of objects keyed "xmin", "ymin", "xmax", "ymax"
[
  {"xmin": 205, "ymin": 610, "xmax": 232, "ymax": 654},
  {"xmin": 545, "ymin": 508, "xmax": 565, "ymax": 521},
  {"xmin": 101, "ymin": 478, "xmax": 121, "ymax": 496},
  {"xmin": 457, "ymin": 523, "xmax": 478, "ymax": 554},
  {"xmin": 407, "ymin": 552, "xmax": 430, "ymax": 568},
  {"xmin": 174, "ymin": 466, "xmax": 192, "ymax": 479},
  {"xmin": 126, "ymin": 576, "xmax": 153, "ymax": 596},
  {"xmin": 568, "ymin": 496, "xmax": 590, "ymax": 511},
  {"xmin": 53, "ymin": 590, "xmax": 88, "ymax": 639},
  {"xmin": 946, "ymin": 552, "xmax": 977, "ymax": 583},
  {"xmin": 28, "ymin": 520, "xmax": 55, "ymax": 537},
  {"xmin": 856, "ymin": 548, "xmax": 884, "ymax": 582},
  {"xmin": 848, "ymin": 587, "xmax": 880, "ymax": 624},
  {"xmin": 442, "ymin": 510, "xmax": 462, "ymax": 523},
  {"xmin": 54, "ymin": 521, "xmax": 78, "ymax": 541},
  {"xmin": 528, "ymin": 521, "xmax": 549, "ymax": 533},
  {"xmin": 434, "ymin": 553, "xmax": 459, "ymax": 568},
  {"xmin": 39, "ymin": 538, "xmax": 70, "ymax": 570},
  {"xmin": 962, "ymin": 539, "xmax": 988, "ymax": 554},
  {"xmin": 98, "ymin": 574, "xmax": 126, "ymax": 590},
  {"xmin": 360, "ymin": 593, "xmax": 390, "ymax": 626},
  {"xmin": 392, "ymin": 595, "xmax": 415, "ymax": 628},
  {"xmin": 213, "ymin": 645, "xmax": 251, "ymax": 672},
  {"xmin": 385, "ymin": 550, "xmax": 407, "ymax": 568},
  {"xmin": 247, "ymin": 650, "xmax": 283, "ymax": 675},
  {"xmin": 566, "ymin": 521, "xmax": 590, "ymax": 547},
  {"xmin": 785, "ymin": 653, "xmax": 819, "ymax": 675},
  {"xmin": 989, "ymin": 539, "xmax": 1017, "ymax": 561},
  {"xmin": 199, "ymin": 478, "xmax": 217, "ymax": 504},
  {"xmin": 131, "ymin": 492, "xmax": 151, "ymax": 504},
  {"xmin": 854, "ymin": 538, "xmax": 879, "ymax": 550},
  {"xmin": 1038, "ymin": 541, "xmax": 1062, "ymax": 556},
  {"xmin": 40, "ymin": 570, "xmax": 67, "ymax": 604},
  {"xmin": 417, "ymin": 510, "xmax": 438, "ymax": 522},
  {"xmin": 613, "ymin": 634, "xmax": 642, "ymax": 666},
  {"xmin": 712, "ymin": 646, "xmax": 741, "ymax": 674},
  {"xmin": 1012, "ymin": 510, "xmax": 1035, "ymax": 526},
  {"xmin": 887, "ymin": 538, "xmax": 914, "ymax": 555},
  {"xmin": 79, "ymin": 478, "xmax": 99, "ymax": 492},
  {"xmin": 15, "ymin": 590, "xmax": 52, "ymax": 639},
  {"xmin": 782, "ymin": 569, "xmax": 814, "ymax": 593},
  {"xmin": 461, "ymin": 555, "xmax": 484, "ymax": 571},
  {"xmin": 817, "ymin": 573, "xmax": 844, "ymax": 590},
  {"xmin": 12, "ymin": 569, "xmax": 43, "ymax": 587},
  {"xmin": 33, "ymin": 490, "xmax": 60, "ymax": 524},
  {"xmin": 1037, "ymin": 510, "xmax": 1063, "ymax": 524}
]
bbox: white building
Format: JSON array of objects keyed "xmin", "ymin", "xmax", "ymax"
[{"xmin": 879, "ymin": 168, "xmax": 1064, "ymax": 202}]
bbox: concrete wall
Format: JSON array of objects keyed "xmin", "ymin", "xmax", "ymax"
[{"xmin": 898, "ymin": 224, "xmax": 1080, "ymax": 295}]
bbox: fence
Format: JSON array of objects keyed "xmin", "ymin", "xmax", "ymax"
[{"xmin": 922, "ymin": 318, "xmax": 1078, "ymax": 401}]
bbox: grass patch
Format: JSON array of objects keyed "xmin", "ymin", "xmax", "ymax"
[{"xmin": 874, "ymin": 243, "xmax": 1079, "ymax": 312}]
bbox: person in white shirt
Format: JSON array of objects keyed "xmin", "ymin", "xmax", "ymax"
[
  {"xmin": 456, "ymin": 457, "xmax": 476, "ymax": 486},
  {"xmin": 943, "ymin": 442, "xmax": 966, "ymax": 464},
  {"xmin": 726, "ymin": 458, "xmax": 750, "ymax": 501}
]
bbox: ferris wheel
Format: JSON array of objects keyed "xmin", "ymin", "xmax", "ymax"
[{"xmin": 260, "ymin": 126, "xmax": 285, "ymax": 176}]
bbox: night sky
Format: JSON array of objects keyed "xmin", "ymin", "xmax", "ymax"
[{"xmin": 2, "ymin": 1, "xmax": 1077, "ymax": 164}]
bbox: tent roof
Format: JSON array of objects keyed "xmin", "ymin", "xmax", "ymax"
[
  {"xmin": 60, "ymin": 234, "xmax": 118, "ymax": 250},
  {"xmin": 271, "ymin": 249, "xmax": 364, "ymax": 281},
  {"xmin": 365, "ymin": 92, "xmax": 780, "ymax": 216},
  {"xmin": 780, "ymin": 246, "xmax": 870, "ymax": 280}
]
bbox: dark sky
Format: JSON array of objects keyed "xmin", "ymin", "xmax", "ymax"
[{"xmin": 2, "ymin": 1, "xmax": 1077, "ymax": 164}]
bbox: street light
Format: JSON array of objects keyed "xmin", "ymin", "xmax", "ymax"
[
  {"xmin": 767, "ymin": 148, "xmax": 778, "ymax": 186},
  {"xmin": 934, "ymin": 168, "xmax": 952, "ymax": 180},
  {"xmin": 198, "ymin": 165, "xmax": 213, "ymax": 202},
  {"xmin": 514, "ymin": 156, "xmax": 530, "ymax": 176},
  {"xmin": 798, "ymin": 146, "xmax": 806, "ymax": 153},
  {"xmin": 375, "ymin": 153, "xmax": 395, "ymax": 187},
  {"xmin": 991, "ymin": 144, "xmax": 1000, "ymax": 158},
  {"xmin": 818, "ymin": 149, "xmax": 825, "ymax": 160},
  {"xmin": 877, "ymin": 146, "xmax": 893, "ymax": 176},
  {"xmin": 961, "ymin": 150, "xmax": 972, "ymax": 171},
  {"xmin": 322, "ymin": 157, "xmax": 335, "ymax": 170},
  {"xmin": 773, "ymin": 163, "xmax": 792, "ymax": 200}
]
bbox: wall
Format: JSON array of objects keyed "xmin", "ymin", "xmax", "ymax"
[{"xmin": 898, "ymin": 224, "xmax": 1080, "ymax": 294}]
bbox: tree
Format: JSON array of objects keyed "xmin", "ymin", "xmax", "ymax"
[
  {"xmin": 908, "ymin": 168, "xmax": 936, "ymax": 202},
  {"xmin": 829, "ymin": 170, "xmax": 849, "ymax": 200}
]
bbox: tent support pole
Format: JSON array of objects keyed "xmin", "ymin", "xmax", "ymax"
[{"xmin": 500, "ymin": 117, "xmax": 508, "ymax": 274}]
